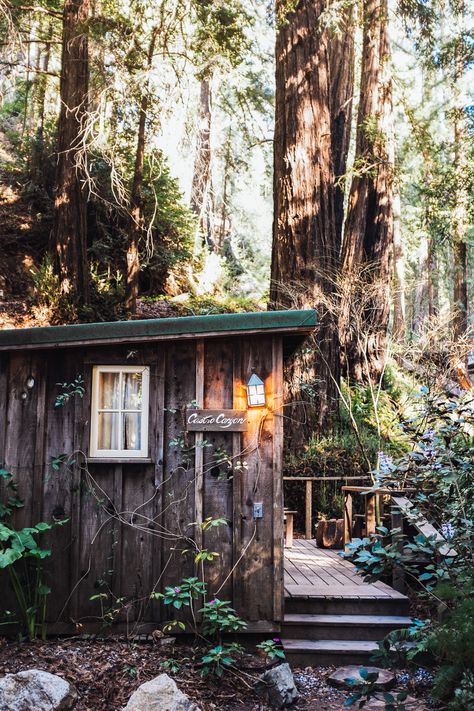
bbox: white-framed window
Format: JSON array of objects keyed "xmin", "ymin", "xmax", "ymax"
[{"xmin": 90, "ymin": 365, "xmax": 150, "ymax": 458}]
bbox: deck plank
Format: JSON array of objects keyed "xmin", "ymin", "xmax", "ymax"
[{"xmin": 284, "ymin": 540, "xmax": 408, "ymax": 600}]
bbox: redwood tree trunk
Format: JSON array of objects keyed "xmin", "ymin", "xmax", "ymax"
[
  {"xmin": 51, "ymin": 0, "xmax": 90, "ymax": 304},
  {"xmin": 452, "ymin": 27, "xmax": 468, "ymax": 339},
  {"xmin": 340, "ymin": 0, "xmax": 394, "ymax": 383},
  {"xmin": 125, "ymin": 93, "xmax": 147, "ymax": 313},
  {"xmin": 30, "ymin": 23, "xmax": 53, "ymax": 185},
  {"xmin": 125, "ymin": 30, "xmax": 157, "ymax": 313},
  {"xmin": 270, "ymin": 0, "xmax": 340, "ymax": 447},
  {"xmin": 190, "ymin": 78, "xmax": 213, "ymax": 253},
  {"xmin": 392, "ymin": 189, "xmax": 406, "ymax": 340},
  {"xmin": 329, "ymin": 6, "xmax": 355, "ymax": 249}
]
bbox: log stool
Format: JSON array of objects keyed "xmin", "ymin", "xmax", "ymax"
[{"xmin": 284, "ymin": 510, "xmax": 297, "ymax": 547}]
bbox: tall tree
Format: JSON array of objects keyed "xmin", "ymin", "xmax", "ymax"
[
  {"xmin": 125, "ymin": 27, "xmax": 158, "ymax": 313},
  {"xmin": 392, "ymin": 188, "xmax": 406, "ymax": 339},
  {"xmin": 270, "ymin": 0, "xmax": 341, "ymax": 445},
  {"xmin": 340, "ymin": 0, "xmax": 394, "ymax": 382},
  {"xmin": 29, "ymin": 21, "xmax": 53, "ymax": 185},
  {"xmin": 190, "ymin": 77, "xmax": 214, "ymax": 253},
  {"xmin": 51, "ymin": 0, "xmax": 90, "ymax": 304},
  {"xmin": 329, "ymin": 6, "xmax": 355, "ymax": 248},
  {"xmin": 451, "ymin": 4, "xmax": 468, "ymax": 339}
]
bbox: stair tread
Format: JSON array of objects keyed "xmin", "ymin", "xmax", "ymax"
[
  {"xmin": 282, "ymin": 638, "xmax": 379, "ymax": 652},
  {"xmin": 285, "ymin": 587, "xmax": 407, "ymax": 599},
  {"xmin": 284, "ymin": 613, "xmax": 412, "ymax": 626}
]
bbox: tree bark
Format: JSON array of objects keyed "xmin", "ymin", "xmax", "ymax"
[
  {"xmin": 125, "ymin": 29, "xmax": 158, "ymax": 314},
  {"xmin": 392, "ymin": 188, "xmax": 406, "ymax": 340},
  {"xmin": 270, "ymin": 0, "xmax": 340, "ymax": 447},
  {"xmin": 329, "ymin": 5, "xmax": 355, "ymax": 249},
  {"xmin": 51, "ymin": 0, "xmax": 90, "ymax": 304},
  {"xmin": 340, "ymin": 0, "xmax": 394, "ymax": 383},
  {"xmin": 411, "ymin": 235, "xmax": 429, "ymax": 334},
  {"xmin": 190, "ymin": 78, "xmax": 214, "ymax": 254},
  {"xmin": 452, "ymin": 28, "xmax": 468, "ymax": 339},
  {"xmin": 30, "ymin": 22, "xmax": 53, "ymax": 185}
]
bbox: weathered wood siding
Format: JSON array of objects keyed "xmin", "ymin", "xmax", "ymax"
[{"xmin": 0, "ymin": 335, "xmax": 283, "ymax": 632}]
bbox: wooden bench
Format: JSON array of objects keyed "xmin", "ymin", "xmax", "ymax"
[{"xmin": 284, "ymin": 510, "xmax": 297, "ymax": 548}]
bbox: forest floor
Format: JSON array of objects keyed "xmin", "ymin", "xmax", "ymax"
[{"xmin": 0, "ymin": 636, "xmax": 434, "ymax": 710}]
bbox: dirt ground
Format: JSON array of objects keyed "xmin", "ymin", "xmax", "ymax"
[{"xmin": 0, "ymin": 636, "xmax": 435, "ymax": 711}]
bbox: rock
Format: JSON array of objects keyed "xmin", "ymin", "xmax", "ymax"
[
  {"xmin": 124, "ymin": 673, "xmax": 200, "ymax": 711},
  {"xmin": 159, "ymin": 636, "xmax": 176, "ymax": 648},
  {"xmin": 256, "ymin": 663, "xmax": 299, "ymax": 709},
  {"xmin": 0, "ymin": 669, "xmax": 77, "ymax": 711},
  {"xmin": 328, "ymin": 666, "xmax": 396, "ymax": 691},
  {"xmin": 315, "ymin": 519, "xmax": 344, "ymax": 549}
]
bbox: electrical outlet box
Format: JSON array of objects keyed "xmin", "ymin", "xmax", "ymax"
[{"xmin": 253, "ymin": 502, "xmax": 263, "ymax": 518}]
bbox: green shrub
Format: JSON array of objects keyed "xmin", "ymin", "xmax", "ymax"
[
  {"xmin": 340, "ymin": 389, "xmax": 474, "ymax": 708},
  {"xmin": 0, "ymin": 469, "xmax": 67, "ymax": 639},
  {"xmin": 430, "ymin": 600, "xmax": 474, "ymax": 706}
]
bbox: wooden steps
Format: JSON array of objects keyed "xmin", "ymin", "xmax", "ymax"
[
  {"xmin": 282, "ymin": 638, "xmax": 382, "ymax": 666},
  {"xmin": 285, "ymin": 594, "xmax": 410, "ymax": 616},
  {"xmin": 282, "ymin": 541, "xmax": 413, "ymax": 666},
  {"xmin": 283, "ymin": 613, "xmax": 412, "ymax": 641}
]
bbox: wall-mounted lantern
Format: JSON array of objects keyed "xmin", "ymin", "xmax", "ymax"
[{"xmin": 247, "ymin": 371, "xmax": 266, "ymax": 407}]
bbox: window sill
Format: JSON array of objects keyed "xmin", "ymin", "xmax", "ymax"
[{"xmin": 87, "ymin": 457, "xmax": 154, "ymax": 464}]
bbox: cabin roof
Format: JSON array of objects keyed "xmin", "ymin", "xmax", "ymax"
[{"xmin": 0, "ymin": 309, "xmax": 316, "ymax": 352}]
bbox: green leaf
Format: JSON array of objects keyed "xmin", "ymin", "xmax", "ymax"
[
  {"xmin": 35, "ymin": 522, "xmax": 52, "ymax": 532},
  {"xmin": 0, "ymin": 548, "xmax": 22, "ymax": 567}
]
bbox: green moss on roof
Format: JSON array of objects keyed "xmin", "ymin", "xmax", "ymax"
[{"xmin": 0, "ymin": 310, "xmax": 316, "ymax": 350}]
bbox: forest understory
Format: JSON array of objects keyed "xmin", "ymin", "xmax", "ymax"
[{"xmin": 0, "ymin": 637, "xmax": 435, "ymax": 711}]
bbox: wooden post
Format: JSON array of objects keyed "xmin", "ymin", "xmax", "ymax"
[
  {"xmin": 284, "ymin": 512, "xmax": 294, "ymax": 548},
  {"xmin": 232, "ymin": 341, "xmax": 245, "ymax": 613},
  {"xmin": 305, "ymin": 479, "xmax": 312, "ymax": 539},
  {"xmin": 272, "ymin": 336, "xmax": 284, "ymax": 621},
  {"xmin": 391, "ymin": 502, "xmax": 405, "ymax": 593},
  {"xmin": 366, "ymin": 493, "xmax": 376, "ymax": 536},
  {"xmin": 344, "ymin": 493, "xmax": 353, "ymax": 545},
  {"xmin": 194, "ymin": 340, "xmax": 205, "ymax": 554}
]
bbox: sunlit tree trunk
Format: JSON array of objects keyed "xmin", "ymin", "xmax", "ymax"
[
  {"xmin": 30, "ymin": 22, "xmax": 53, "ymax": 185},
  {"xmin": 270, "ymin": 0, "xmax": 340, "ymax": 446},
  {"xmin": 190, "ymin": 78, "xmax": 214, "ymax": 254},
  {"xmin": 217, "ymin": 128, "xmax": 232, "ymax": 254},
  {"xmin": 452, "ymin": 25, "xmax": 468, "ymax": 339},
  {"xmin": 411, "ymin": 235, "xmax": 429, "ymax": 334},
  {"xmin": 125, "ymin": 29, "xmax": 157, "ymax": 313},
  {"xmin": 340, "ymin": 0, "xmax": 394, "ymax": 383},
  {"xmin": 51, "ymin": 0, "xmax": 90, "ymax": 304},
  {"xmin": 392, "ymin": 189, "xmax": 406, "ymax": 340}
]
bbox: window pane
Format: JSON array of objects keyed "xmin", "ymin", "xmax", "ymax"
[
  {"xmin": 99, "ymin": 372, "xmax": 120, "ymax": 409},
  {"xmin": 98, "ymin": 412, "xmax": 120, "ymax": 450},
  {"xmin": 123, "ymin": 372, "xmax": 142, "ymax": 410},
  {"xmin": 123, "ymin": 413, "xmax": 142, "ymax": 450}
]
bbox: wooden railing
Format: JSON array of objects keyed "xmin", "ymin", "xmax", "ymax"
[
  {"xmin": 342, "ymin": 485, "xmax": 418, "ymax": 593},
  {"xmin": 283, "ymin": 476, "xmax": 371, "ymax": 539},
  {"xmin": 341, "ymin": 485, "xmax": 417, "ymax": 545},
  {"xmin": 342, "ymin": 485, "xmax": 456, "ymax": 592}
]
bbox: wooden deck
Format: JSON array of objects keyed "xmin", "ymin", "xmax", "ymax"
[{"xmin": 284, "ymin": 539, "xmax": 406, "ymax": 600}]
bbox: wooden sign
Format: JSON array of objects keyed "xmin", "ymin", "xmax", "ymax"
[{"xmin": 186, "ymin": 409, "xmax": 248, "ymax": 432}]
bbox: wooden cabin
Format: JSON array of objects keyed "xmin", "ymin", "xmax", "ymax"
[{"xmin": 0, "ymin": 309, "xmax": 316, "ymax": 634}]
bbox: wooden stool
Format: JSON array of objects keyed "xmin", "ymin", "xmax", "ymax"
[{"xmin": 284, "ymin": 510, "xmax": 297, "ymax": 548}]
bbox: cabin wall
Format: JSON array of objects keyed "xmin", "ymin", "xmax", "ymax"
[{"xmin": 0, "ymin": 335, "xmax": 283, "ymax": 633}]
